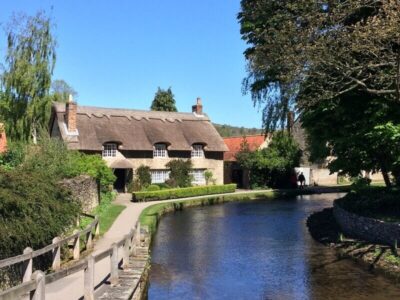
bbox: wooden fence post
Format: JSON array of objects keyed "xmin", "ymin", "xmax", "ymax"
[
  {"xmin": 84, "ymin": 255, "xmax": 95, "ymax": 300},
  {"xmin": 123, "ymin": 234, "xmax": 130, "ymax": 268},
  {"xmin": 22, "ymin": 247, "xmax": 33, "ymax": 283},
  {"xmin": 52, "ymin": 237, "xmax": 61, "ymax": 271},
  {"xmin": 95, "ymin": 217, "xmax": 100, "ymax": 237},
  {"xmin": 130, "ymin": 229, "xmax": 136, "ymax": 256},
  {"xmin": 73, "ymin": 229, "xmax": 80, "ymax": 260},
  {"xmin": 86, "ymin": 230, "xmax": 93, "ymax": 250},
  {"xmin": 110, "ymin": 243, "xmax": 119, "ymax": 286},
  {"xmin": 30, "ymin": 270, "xmax": 45, "ymax": 300},
  {"xmin": 136, "ymin": 223, "xmax": 141, "ymax": 246}
]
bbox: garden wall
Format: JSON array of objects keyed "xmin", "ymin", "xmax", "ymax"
[
  {"xmin": 333, "ymin": 202, "xmax": 400, "ymax": 246},
  {"xmin": 60, "ymin": 175, "xmax": 99, "ymax": 213}
]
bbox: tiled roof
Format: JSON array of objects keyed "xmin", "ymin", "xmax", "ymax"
[{"xmin": 223, "ymin": 135, "xmax": 267, "ymax": 161}]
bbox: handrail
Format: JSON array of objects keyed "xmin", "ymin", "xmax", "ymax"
[
  {"xmin": 0, "ymin": 220, "xmax": 146, "ymax": 300},
  {"xmin": 0, "ymin": 214, "xmax": 99, "ymax": 269}
]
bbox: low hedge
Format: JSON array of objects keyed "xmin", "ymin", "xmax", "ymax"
[{"xmin": 132, "ymin": 184, "xmax": 237, "ymax": 202}]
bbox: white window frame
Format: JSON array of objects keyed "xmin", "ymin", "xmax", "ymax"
[
  {"xmin": 190, "ymin": 169, "xmax": 206, "ymax": 185},
  {"xmin": 151, "ymin": 170, "xmax": 170, "ymax": 183},
  {"xmin": 191, "ymin": 144, "xmax": 204, "ymax": 158},
  {"xmin": 102, "ymin": 143, "xmax": 117, "ymax": 157},
  {"xmin": 153, "ymin": 144, "xmax": 168, "ymax": 158}
]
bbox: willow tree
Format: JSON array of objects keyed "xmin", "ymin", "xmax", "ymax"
[{"xmin": 0, "ymin": 12, "xmax": 56, "ymax": 142}]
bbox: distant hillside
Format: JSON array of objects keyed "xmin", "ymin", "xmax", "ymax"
[{"xmin": 213, "ymin": 123, "xmax": 263, "ymax": 137}]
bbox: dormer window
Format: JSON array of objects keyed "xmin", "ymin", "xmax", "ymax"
[
  {"xmin": 191, "ymin": 144, "xmax": 204, "ymax": 158},
  {"xmin": 154, "ymin": 143, "xmax": 168, "ymax": 158},
  {"xmin": 103, "ymin": 143, "xmax": 117, "ymax": 157}
]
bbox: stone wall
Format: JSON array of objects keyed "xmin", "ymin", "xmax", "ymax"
[
  {"xmin": 60, "ymin": 175, "xmax": 99, "ymax": 213},
  {"xmin": 333, "ymin": 202, "xmax": 400, "ymax": 246}
]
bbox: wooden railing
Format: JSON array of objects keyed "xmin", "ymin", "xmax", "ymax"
[{"xmin": 0, "ymin": 221, "xmax": 143, "ymax": 300}]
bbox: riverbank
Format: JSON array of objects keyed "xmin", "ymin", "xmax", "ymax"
[
  {"xmin": 307, "ymin": 208, "xmax": 400, "ymax": 282},
  {"xmin": 139, "ymin": 185, "xmax": 351, "ymax": 234}
]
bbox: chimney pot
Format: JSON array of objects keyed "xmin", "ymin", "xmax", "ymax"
[{"xmin": 192, "ymin": 97, "xmax": 203, "ymax": 115}]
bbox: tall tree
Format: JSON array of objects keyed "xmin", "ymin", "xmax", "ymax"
[
  {"xmin": 0, "ymin": 11, "xmax": 56, "ymax": 142},
  {"xmin": 150, "ymin": 87, "xmax": 177, "ymax": 112},
  {"xmin": 239, "ymin": 0, "xmax": 400, "ymax": 186},
  {"xmin": 50, "ymin": 79, "xmax": 77, "ymax": 103},
  {"xmin": 238, "ymin": 0, "xmax": 400, "ymax": 129}
]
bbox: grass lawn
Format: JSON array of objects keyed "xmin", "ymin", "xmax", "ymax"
[
  {"xmin": 98, "ymin": 204, "xmax": 125, "ymax": 235},
  {"xmin": 80, "ymin": 192, "xmax": 126, "ymax": 235}
]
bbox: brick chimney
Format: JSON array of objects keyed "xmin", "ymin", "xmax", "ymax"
[
  {"xmin": 66, "ymin": 94, "xmax": 77, "ymax": 133},
  {"xmin": 192, "ymin": 97, "xmax": 203, "ymax": 115},
  {"xmin": 0, "ymin": 123, "xmax": 7, "ymax": 154}
]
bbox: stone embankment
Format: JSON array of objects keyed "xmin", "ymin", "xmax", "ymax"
[
  {"xmin": 308, "ymin": 204, "xmax": 400, "ymax": 281},
  {"xmin": 333, "ymin": 202, "xmax": 400, "ymax": 246}
]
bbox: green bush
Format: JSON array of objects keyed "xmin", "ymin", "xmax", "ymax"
[
  {"xmin": 166, "ymin": 159, "xmax": 192, "ymax": 187},
  {"xmin": 154, "ymin": 183, "xmax": 170, "ymax": 190},
  {"xmin": 335, "ymin": 188, "xmax": 400, "ymax": 221},
  {"xmin": 0, "ymin": 168, "xmax": 81, "ymax": 259},
  {"xmin": 136, "ymin": 165, "xmax": 151, "ymax": 189},
  {"xmin": 20, "ymin": 138, "xmax": 115, "ymax": 191},
  {"xmin": 66, "ymin": 152, "xmax": 116, "ymax": 191},
  {"xmin": 132, "ymin": 184, "xmax": 237, "ymax": 202},
  {"xmin": 145, "ymin": 184, "xmax": 160, "ymax": 191}
]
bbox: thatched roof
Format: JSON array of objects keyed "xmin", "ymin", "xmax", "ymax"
[{"xmin": 51, "ymin": 102, "xmax": 228, "ymax": 152}]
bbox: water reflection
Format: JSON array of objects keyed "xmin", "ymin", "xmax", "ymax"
[{"xmin": 148, "ymin": 194, "xmax": 400, "ymax": 299}]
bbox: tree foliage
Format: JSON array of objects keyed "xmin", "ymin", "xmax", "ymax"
[
  {"xmin": 150, "ymin": 87, "xmax": 177, "ymax": 112},
  {"xmin": 239, "ymin": 1, "xmax": 400, "ymax": 186},
  {"xmin": 166, "ymin": 159, "xmax": 193, "ymax": 187},
  {"xmin": 236, "ymin": 132, "xmax": 301, "ymax": 188},
  {"xmin": 0, "ymin": 168, "xmax": 80, "ymax": 259},
  {"xmin": 50, "ymin": 79, "xmax": 77, "ymax": 103},
  {"xmin": 0, "ymin": 11, "xmax": 56, "ymax": 142},
  {"xmin": 239, "ymin": 0, "xmax": 400, "ymax": 129},
  {"xmin": 136, "ymin": 165, "xmax": 152, "ymax": 189},
  {"xmin": 302, "ymin": 91, "xmax": 400, "ymax": 186}
]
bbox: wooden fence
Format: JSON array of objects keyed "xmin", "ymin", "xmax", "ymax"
[{"xmin": 0, "ymin": 215, "xmax": 144, "ymax": 299}]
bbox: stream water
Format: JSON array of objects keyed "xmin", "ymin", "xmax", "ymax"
[{"xmin": 147, "ymin": 193, "xmax": 400, "ymax": 299}]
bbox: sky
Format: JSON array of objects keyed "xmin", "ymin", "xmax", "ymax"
[{"xmin": 0, "ymin": 0, "xmax": 263, "ymax": 128}]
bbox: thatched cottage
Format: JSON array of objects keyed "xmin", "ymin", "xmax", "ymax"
[{"xmin": 50, "ymin": 98, "xmax": 227, "ymax": 191}]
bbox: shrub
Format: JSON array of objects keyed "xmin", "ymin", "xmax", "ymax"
[
  {"xmin": 335, "ymin": 188, "xmax": 400, "ymax": 220},
  {"xmin": 166, "ymin": 159, "xmax": 193, "ymax": 187},
  {"xmin": 0, "ymin": 141, "xmax": 26, "ymax": 170},
  {"xmin": 136, "ymin": 165, "xmax": 152, "ymax": 189},
  {"xmin": 351, "ymin": 176, "xmax": 371, "ymax": 188},
  {"xmin": 154, "ymin": 182, "xmax": 170, "ymax": 190},
  {"xmin": 132, "ymin": 184, "xmax": 237, "ymax": 202},
  {"xmin": 67, "ymin": 152, "xmax": 116, "ymax": 191},
  {"xmin": 145, "ymin": 184, "xmax": 160, "ymax": 191},
  {"xmin": 19, "ymin": 138, "xmax": 115, "ymax": 191},
  {"xmin": 204, "ymin": 170, "xmax": 214, "ymax": 185},
  {"xmin": 0, "ymin": 168, "xmax": 81, "ymax": 259}
]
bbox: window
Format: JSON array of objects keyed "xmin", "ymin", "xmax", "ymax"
[
  {"xmin": 190, "ymin": 169, "xmax": 205, "ymax": 185},
  {"xmin": 191, "ymin": 144, "xmax": 204, "ymax": 158},
  {"xmin": 103, "ymin": 143, "xmax": 117, "ymax": 157},
  {"xmin": 153, "ymin": 144, "xmax": 168, "ymax": 158},
  {"xmin": 151, "ymin": 170, "xmax": 170, "ymax": 183}
]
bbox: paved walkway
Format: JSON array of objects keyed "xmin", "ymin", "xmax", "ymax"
[{"xmin": 45, "ymin": 187, "xmax": 344, "ymax": 299}]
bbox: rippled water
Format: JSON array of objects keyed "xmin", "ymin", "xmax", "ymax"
[{"xmin": 148, "ymin": 193, "xmax": 400, "ymax": 299}]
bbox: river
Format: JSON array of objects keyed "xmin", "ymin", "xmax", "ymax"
[{"xmin": 147, "ymin": 193, "xmax": 400, "ymax": 299}]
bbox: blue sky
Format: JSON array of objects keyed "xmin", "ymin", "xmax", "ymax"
[{"xmin": 0, "ymin": 0, "xmax": 263, "ymax": 128}]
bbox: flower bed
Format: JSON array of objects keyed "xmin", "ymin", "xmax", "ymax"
[{"xmin": 132, "ymin": 184, "xmax": 237, "ymax": 202}]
